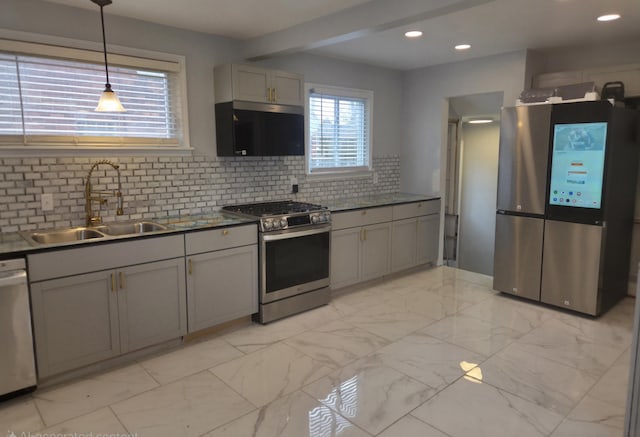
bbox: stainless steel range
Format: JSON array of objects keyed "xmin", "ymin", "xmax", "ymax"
[{"xmin": 222, "ymin": 201, "xmax": 331, "ymax": 323}]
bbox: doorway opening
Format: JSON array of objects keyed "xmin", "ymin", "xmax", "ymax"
[{"xmin": 444, "ymin": 92, "xmax": 503, "ymax": 276}]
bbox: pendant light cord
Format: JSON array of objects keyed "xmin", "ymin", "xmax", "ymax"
[{"xmin": 99, "ymin": 4, "xmax": 110, "ymax": 86}]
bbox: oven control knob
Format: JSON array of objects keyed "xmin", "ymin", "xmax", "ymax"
[
  {"xmin": 311, "ymin": 215, "xmax": 319, "ymax": 224},
  {"xmin": 280, "ymin": 218, "xmax": 287, "ymax": 228},
  {"xmin": 264, "ymin": 220, "xmax": 273, "ymax": 231}
]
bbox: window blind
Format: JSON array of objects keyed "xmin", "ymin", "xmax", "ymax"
[
  {"xmin": 308, "ymin": 87, "xmax": 371, "ymax": 173},
  {"xmin": 0, "ymin": 50, "xmax": 182, "ymax": 147}
]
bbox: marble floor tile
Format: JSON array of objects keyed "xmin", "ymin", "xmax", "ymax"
[
  {"xmin": 210, "ymin": 342, "xmax": 333, "ymax": 407},
  {"xmin": 478, "ymin": 344, "xmax": 598, "ymax": 415},
  {"xmin": 285, "ymin": 320, "xmax": 389, "ymax": 369},
  {"xmin": 425, "ymin": 279, "xmax": 498, "ymax": 304},
  {"xmin": 377, "ymin": 415, "xmax": 449, "ymax": 437},
  {"xmin": 221, "ymin": 316, "xmax": 308, "ymax": 354},
  {"xmin": 205, "ymin": 390, "xmax": 371, "ymax": 437},
  {"xmin": 0, "ymin": 396, "xmax": 44, "ymax": 434},
  {"xmin": 373, "ymin": 332, "xmax": 486, "ymax": 390},
  {"xmin": 598, "ymin": 297, "xmax": 637, "ymax": 330},
  {"xmin": 513, "ymin": 318, "xmax": 629, "ymax": 377},
  {"xmin": 392, "ymin": 289, "xmax": 473, "ymax": 321},
  {"xmin": 303, "ymin": 356, "xmax": 436, "ymax": 435},
  {"xmin": 421, "ymin": 313, "xmax": 522, "ymax": 356},
  {"xmin": 342, "ymin": 302, "xmax": 434, "ymax": 341},
  {"xmin": 34, "ymin": 363, "xmax": 158, "ymax": 427},
  {"xmin": 551, "ymin": 396, "xmax": 625, "ymax": 437},
  {"xmin": 587, "ymin": 349, "xmax": 631, "ymax": 408},
  {"xmin": 412, "ymin": 377, "xmax": 564, "ymax": 437},
  {"xmin": 287, "ymin": 303, "xmax": 344, "ymax": 331},
  {"xmin": 331, "ymin": 286, "xmax": 397, "ymax": 317},
  {"xmin": 139, "ymin": 337, "xmax": 244, "ymax": 385},
  {"xmin": 36, "ymin": 408, "xmax": 127, "ymax": 435},
  {"xmin": 460, "ymin": 295, "xmax": 553, "ymax": 334},
  {"xmin": 111, "ymin": 371, "xmax": 254, "ymax": 437},
  {"xmin": 439, "ymin": 266, "xmax": 494, "ymax": 288}
]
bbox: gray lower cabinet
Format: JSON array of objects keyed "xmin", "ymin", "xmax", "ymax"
[
  {"xmin": 186, "ymin": 245, "xmax": 258, "ymax": 332},
  {"xmin": 28, "ymin": 235, "xmax": 187, "ymax": 379},
  {"xmin": 391, "ymin": 201, "xmax": 441, "ymax": 273},
  {"xmin": 391, "ymin": 218, "xmax": 419, "ymax": 272},
  {"xmin": 185, "ymin": 225, "xmax": 258, "ymax": 333},
  {"xmin": 330, "ymin": 227, "xmax": 361, "ymax": 289},
  {"xmin": 117, "ymin": 259, "xmax": 187, "ymax": 353},
  {"xmin": 417, "ymin": 214, "xmax": 440, "ymax": 265},
  {"xmin": 361, "ymin": 223, "xmax": 391, "ymax": 281},
  {"xmin": 330, "ymin": 207, "xmax": 392, "ymax": 290},
  {"xmin": 30, "ymin": 258, "xmax": 186, "ymax": 378},
  {"xmin": 30, "ymin": 271, "xmax": 120, "ymax": 378}
]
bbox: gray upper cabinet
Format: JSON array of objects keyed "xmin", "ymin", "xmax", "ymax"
[{"xmin": 214, "ymin": 64, "xmax": 304, "ymax": 106}]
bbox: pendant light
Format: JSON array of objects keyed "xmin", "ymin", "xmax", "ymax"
[{"xmin": 91, "ymin": 0, "xmax": 125, "ymax": 112}]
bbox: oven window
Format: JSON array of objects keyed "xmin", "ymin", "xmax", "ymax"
[{"xmin": 265, "ymin": 232, "xmax": 329, "ymax": 293}]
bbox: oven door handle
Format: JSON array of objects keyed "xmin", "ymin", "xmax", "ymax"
[{"xmin": 261, "ymin": 225, "xmax": 331, "ymax": 241}]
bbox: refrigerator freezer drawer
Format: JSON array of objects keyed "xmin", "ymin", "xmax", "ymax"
[
  {"xmin": 493, "ymin": 214, "xmax": 544, "ymax": 301},
  {"xmin": 541, "ymin": 220, "xmax": 602, "ymax": 315}
]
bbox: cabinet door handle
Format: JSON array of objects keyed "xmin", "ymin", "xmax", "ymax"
[
  {"xmin": 363, "ymin": 229, "xmax": 367, "ymax": 241},
  {"xmin": 267, "ymin": 87, "xmax": 272, "ymax": 102},
  {"xmin": 188, "ymin": 258, "xmax": 193, "ymax": 275},
  {"xmin": 111, "ymin": 273, "xmax": 116, "ymax": 292},
  {"xmin": 119, "ymin": 272, "xmax": 125, "ymax": 290}
]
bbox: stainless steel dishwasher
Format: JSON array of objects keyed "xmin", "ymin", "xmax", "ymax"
[{"xmin": 0, "ymin": 258, "xmax": 36, "ymax": 399}]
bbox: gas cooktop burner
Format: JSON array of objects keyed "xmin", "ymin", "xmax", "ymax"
[
  {"xmin": 223, "ymin": 200, "xmax": 326, "ymax": 217},
  {"xmin": 223, "ymin": 200, "xmax": 331, "ymax": 232}
]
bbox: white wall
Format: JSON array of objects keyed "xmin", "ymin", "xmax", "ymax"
[{"xmin": 401, "ymin": 50, "xmax": 529, "ymax": 196}]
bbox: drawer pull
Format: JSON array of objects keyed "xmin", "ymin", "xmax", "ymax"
[
  {"xmin": 361, "ymin": 210, "xmax": 367, "ymax": 215},
  {"xmin": 222, "ymin": 229, "xmax": 229, "ymax": 236}
]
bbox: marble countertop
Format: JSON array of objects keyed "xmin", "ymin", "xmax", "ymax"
[
  {"xmin": 0, "ymin": 210, "xmax": 257, "ymax": 258},
  {"xmin": 0, "ymin": 193, "xmax": 440, "ymax": 257},
  {"xmin": 321, "ymin": 193, "xmax": 440, "ymax": 212}
]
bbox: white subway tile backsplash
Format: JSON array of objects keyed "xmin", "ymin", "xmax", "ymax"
[{"xmin": 0, "ymin": 154, "xmax": 399, "ymax": 232}]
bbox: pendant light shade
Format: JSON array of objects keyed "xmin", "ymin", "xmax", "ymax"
[{"xmin": 91, "ymin": 0, "xmax": 125, "ymax": 112}]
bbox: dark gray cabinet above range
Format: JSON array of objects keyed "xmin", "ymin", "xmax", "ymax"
[{"xmin": 214, "ymin": 64, "xmax": 305, "ymax": 157}]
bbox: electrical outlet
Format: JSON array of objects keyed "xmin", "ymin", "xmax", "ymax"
[{"xmin": 41, "ymin": 193, "xmax": 54, "ymax": 211}]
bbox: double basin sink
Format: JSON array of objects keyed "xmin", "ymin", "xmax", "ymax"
[{"xmin": 24, "ymin": 221, "xmax": 168, "ymax": 245}]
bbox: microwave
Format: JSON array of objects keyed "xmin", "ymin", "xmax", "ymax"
[{"xmin": 215, "ymin": 101, "xmax": 304, "ymax": 156}]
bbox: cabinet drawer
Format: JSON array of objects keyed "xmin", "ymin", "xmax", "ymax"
[
  {"xmin": 393, "ymin": 200, "xmax": 441, "ymax": 220},
  {"xmin": 185, "ymin": 224, "xmax": 257, "ymax": 255},
  {"xmin": 28, "ymin": 235, "xmax": 185, "ymax": 282},
  {"xmin": 332, "ymin": 207, "xmax": 393, "ymax": 230}
]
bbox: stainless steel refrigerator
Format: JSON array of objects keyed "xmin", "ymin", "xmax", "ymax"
[
  {"xmin": 494, "ymin": 101, "xmax": 638, "ymax": 316},
  {"xmin": 493, "ymin": 104, "xmax": 551, "ymax": 301}
]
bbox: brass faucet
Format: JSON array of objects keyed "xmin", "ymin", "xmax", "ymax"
[{"xmin": 85, "ymin": 160, "xmax": 123, "ymax": 226}]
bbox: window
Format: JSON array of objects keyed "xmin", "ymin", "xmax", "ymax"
[
  {"xmin": 0, "ymin": 38, "xmax": 188, "ymax": 151},
  {"xmin": 307, "ymin": 84, "xmax": 372, "ymax": 175}
]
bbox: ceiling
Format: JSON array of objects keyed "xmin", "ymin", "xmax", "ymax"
[{"xmin": 44, "ymin": 0, "xmax": 640, "ymax": 71}]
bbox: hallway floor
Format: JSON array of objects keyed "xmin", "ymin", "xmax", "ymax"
[{"xmin": 0, "ymin": 266, "xmax": 635, "ymax": 437}]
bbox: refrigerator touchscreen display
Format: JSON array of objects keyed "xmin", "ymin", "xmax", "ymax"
[{"xmin": 549, "ymin": 122, "xmax": 607, "ymax": 209}]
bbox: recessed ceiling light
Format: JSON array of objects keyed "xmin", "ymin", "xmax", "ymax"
[
  {"xmin": 597, "ymin": 13, "xmax": 621, "ymax": 21},
  {"xmin": 404, "ymin": 30, "xmax": 423, "ymax": 38},
  {"xmin": 455, "ymin": 44, "xmax": 471, "ymax": 50},
  {"xmin": 467, "ymin": 119, "xmax": 493, "ymax": 124}
]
